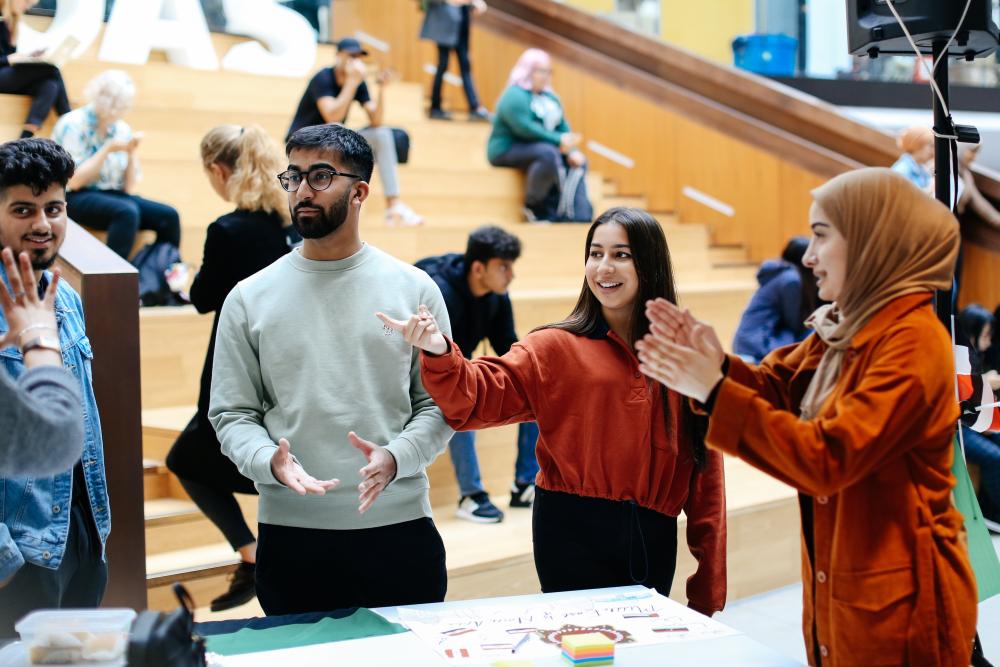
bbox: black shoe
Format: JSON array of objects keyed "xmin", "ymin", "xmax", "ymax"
[
  {"xmin": 210, "ymin": 561, "xmax": 256, "ymax": 612},
  {"xmin": 510, "ymin": 481, "xmax": 535, "ymax": 508},
  {"xmin": 429, "ymin": 108, "xmax": 453, "ymax": 121}
]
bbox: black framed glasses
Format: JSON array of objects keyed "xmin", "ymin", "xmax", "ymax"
[{"xmin": 277, "ymin": 167, "xmax": 361, "ymax": 192}]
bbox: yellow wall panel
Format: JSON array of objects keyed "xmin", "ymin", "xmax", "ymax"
[{"xmin": 660, "ymin": 0, "xmax": 754, "ymax": 65}]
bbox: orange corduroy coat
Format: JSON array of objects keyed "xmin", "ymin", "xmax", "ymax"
[{"xmin": 705, "ymin": 294, "xmax": 977, "ymax": 666}]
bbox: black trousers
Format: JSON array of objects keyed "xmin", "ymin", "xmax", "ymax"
[
  {"xmin": 0, "ymin": 502, "xmax": 107, "ymax": 639},
  {"xmin": 0, "ymin": 63, "xmax": 71, "ymax": 127},
  {"xmin": 65, "ymin": 190, "xmax": 181, "ymax": 260},
  {"xmin": 532, "ymin": 487, "xmax": 678, "ymax": 597},
  {"xmin": 430, "ymin": 6, "xmax": 480, "ymax": 112},
  {"xmin": 166, "ymin": 412, "xmax": 258, "ymax": 552},
  {"xmin": 255, "ymin": 518, "xmax": 447, "ymax": 615}
]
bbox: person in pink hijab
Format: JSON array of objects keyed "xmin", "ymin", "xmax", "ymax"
[{"xmin": 486, "ymin": 49, "xmax": 592, "ymax": 222}]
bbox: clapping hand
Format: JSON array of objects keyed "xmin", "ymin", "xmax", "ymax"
[
  {"xmin": 635, "ymin": 299, "xmax": 726, "ymax": 403},
  {"xmin": 350, "ymin": 432, "xmax": 397, "ymax": 513},
  {"xmin": 270, "ymin": 437, "xmax": 339, "ymax": 495},
  {"xmin": 376, "ymin": 305, "xmax": 448, "ymax": 355}
]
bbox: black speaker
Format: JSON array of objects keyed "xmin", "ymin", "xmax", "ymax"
[{"xmin": 847, "ymin": 0, "xmax": 999, "ymax": 59}]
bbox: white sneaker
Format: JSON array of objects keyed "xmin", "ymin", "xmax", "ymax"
[
  {"xmin": 456, "ymin": 492, "xmax": 505, "ymax": 523},
  {"xmin": 386, "ymin": 202, "xmax": 424, "ymax": 227}
]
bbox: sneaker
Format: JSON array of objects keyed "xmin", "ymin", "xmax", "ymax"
[
  {"xmin": 210, "ymin": 561, "xmax": 256, "ymax": 612},
  {"xmin": 468, "ymin": 107, "xmax": 492, "ymax": 123},
  {"xmin": 429, "ymin": 108, "xmax": 453, "ymax": 121},
  {"xmin": 509, "ymin": 481, "xmax": 535, "ymax": 508},
  {"xmin": 457, "ymin": 492, "xmax": 505, "ymax": 523},
  {"xmin": 385, "ymin": 202, "xmax": 424, "ymax": 227}
]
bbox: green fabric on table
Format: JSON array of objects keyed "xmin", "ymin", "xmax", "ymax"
[{"xmin": 205, "ymin": 608, "xmax": 408, "ymax": 656}]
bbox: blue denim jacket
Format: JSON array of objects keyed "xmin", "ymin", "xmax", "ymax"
[{"xmin": 0, "ymin": 267, "xmax": 110, "ymax": 580}]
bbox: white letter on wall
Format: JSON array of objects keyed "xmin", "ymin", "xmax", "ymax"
[
  {"xmin": 99, "ymin": 0, "xmax": 219, "ymax": 70},
  {"xmin": 219, "ymin": 0, "xmax": 317, "ymax": 78},
  {"xmin": 18, "ymin": 0, "xmax": 104, "ymax": 60}
]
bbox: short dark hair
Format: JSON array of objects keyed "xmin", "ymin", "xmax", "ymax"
[
  {"xmin": 285, "ymin": 124, "xmax": 374, "ymax": 183},
  {"xmin": 0, "ymin": 138, "xmax": 75, "ymax": 198},
  {"xmin": 464, "ymin": 225, "xmax": 521, "ymax": 269}
]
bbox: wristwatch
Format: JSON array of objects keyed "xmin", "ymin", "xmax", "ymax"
[{"xmin": 21, "ymin": 335, "xmax": 62, "ymax": 355}]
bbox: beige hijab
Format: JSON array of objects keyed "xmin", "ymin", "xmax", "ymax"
[{"xmin": 799, "ymin": 167, "xmax": 959, "ymax": 420}]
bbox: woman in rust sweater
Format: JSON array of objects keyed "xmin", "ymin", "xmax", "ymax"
[
  {"xmin": 636, "ymin": 168, "xmax": 978, "ymax": 666},
  {"xmin": 379, "ymin": 207, "xmax": 726, "ymax": 615}
]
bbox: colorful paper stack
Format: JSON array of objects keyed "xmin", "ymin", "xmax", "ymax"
[{"xmin": 560, "ymin": 632, "xmax": 615, "ymax": 665}]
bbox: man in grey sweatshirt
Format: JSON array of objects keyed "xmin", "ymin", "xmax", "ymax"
[{"xmin": 209, "ymin": 124, "xmax": 454, "ymax": 615}]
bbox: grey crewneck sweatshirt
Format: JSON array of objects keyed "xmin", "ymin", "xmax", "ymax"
[{"xmin": 209, "ymin": 243, "xmax": 453, "ymax": 530}]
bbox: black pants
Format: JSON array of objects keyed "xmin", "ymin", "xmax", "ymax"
[
  {"xmin": 532, "ymin": 487, "xmax": 678, "ymax": 597},
  {"xmin": 0, "ymin": 63, "xmax": 71, "ymax": 127},
  {"xmin": 65, "ymin": 189, "xmax": 181, "ymax": 260},
  {"xmin": 255, "ymin": 518, "xmax": 447, "ymax": 615},
  {"xmin": 0, "ymin": 503, "xmax": 107, "ymax": 638},
  {"xmin": 430, "ymin": 6, "xmax": 480, "ymax": 112},
  {"xmin": 490, "ymin": 141, "xmax": 563, "ymax": 214},
  {"xmin": 166, "ymin": 413, "xmax": 258, "ymax": 552}
]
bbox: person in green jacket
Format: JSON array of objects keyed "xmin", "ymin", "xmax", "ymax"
[{"xmin": 487, "ymin": 49, "xmax": 591, "ymax": 222}]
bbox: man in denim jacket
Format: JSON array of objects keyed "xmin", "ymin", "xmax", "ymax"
[{"xmin": 0, "ymin": 139, "xmax": 110, "ymax": 636}]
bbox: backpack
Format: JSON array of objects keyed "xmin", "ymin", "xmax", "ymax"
[{"xmin": 131, "ymin": 242, "xmax": 187, "ymax": 307}]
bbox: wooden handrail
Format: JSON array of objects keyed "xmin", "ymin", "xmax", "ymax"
[{"xmin": 56, "ymin": 220, "xmax": 146, "ymax": 611}]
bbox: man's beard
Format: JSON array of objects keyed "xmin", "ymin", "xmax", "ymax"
[
  {"xmin": 291, "ymin": 190, "xmax": 351, "ymax": 239},
  {"xmin": 1, "ymin": 243, "xmax": 58, "ymax": 272}
]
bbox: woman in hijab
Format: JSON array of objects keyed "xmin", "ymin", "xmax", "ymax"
[
  {"xmin": 486, "ymin": 48, "xmax": 591, "ymax": 222},
  {"xmin": 635, "ymin": 168, "xmax": 977, "ymax": 665}
]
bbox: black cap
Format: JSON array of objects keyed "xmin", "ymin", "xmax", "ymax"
[{"xmin": 336, "ymin": 37, "xmax": 368, "ymax": 56}]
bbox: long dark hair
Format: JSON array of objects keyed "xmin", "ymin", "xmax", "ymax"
[
  {"xmin": 538, "ymin": 207, "xmax": 707, "ymax": 469},
  {"xmin": 781, "ymin": 236, "xmax": 820, "ymax": 326},
  {"xmin": 958, "ymin": 304, "xmax": 995, "ymax": 372}
]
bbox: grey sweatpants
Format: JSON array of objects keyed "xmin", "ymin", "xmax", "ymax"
[{"xmin": 358, "ymin": 126, "xmax": 401, "ymax": 198}]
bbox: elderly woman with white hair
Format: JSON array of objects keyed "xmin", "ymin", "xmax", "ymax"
[{"xmin": 52, "ymin": 69, "xmax": 180, "ymax": 259}]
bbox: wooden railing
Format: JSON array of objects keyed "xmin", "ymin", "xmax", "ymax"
[{"xmin": 56, "ymin": 221, "xmax": 146, "ymax": 611}]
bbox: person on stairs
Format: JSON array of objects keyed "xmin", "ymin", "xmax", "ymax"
[
  {"xmin": 415, "ymin": 225, "xmax": 540, "ymax": 524},
  {"xmin": 165, "ymin": 124, "xmax": 301, "ymax": 613},
  {"xmin": 52, "ymin": 70, "xmax": 181, "ymax": 260},
  {"xmin": 287, "ymin": 37, "xmax": 423, "ymax": 227},
  {"xmin": 420, "ymin": 0, "xmax": 491, "ymax": 122},
  {"xmin": 0, "ymin": 0, "xmax": 72, "ymax": 139},
  {"xmin": 487, "ymin": 48, "xmax": 592, "ymax": 223}
]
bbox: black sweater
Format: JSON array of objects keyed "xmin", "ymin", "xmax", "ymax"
[
  {"xmin": 191, "ymin": 209, "xmax": 300, "ymax": 415},
  {"xmin": 414, "ymin": 252, "xmax": 518, "ymax": 359}
]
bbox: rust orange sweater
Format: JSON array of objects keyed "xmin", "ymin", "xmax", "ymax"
[{"xmin": 420, "ymin": 325, "xmax": 727, "ymax": 614}]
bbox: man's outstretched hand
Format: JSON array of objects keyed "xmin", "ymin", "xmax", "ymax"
[
  {"xmin": 350, "ymin": 432, "xmax": 397, "ymax": 514},
  {"xmin": 270, "ymin": 437, "xmax": 339, "ymax": 496}
]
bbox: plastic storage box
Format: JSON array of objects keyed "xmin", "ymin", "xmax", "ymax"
[
  {"xmin": 15, "ymin": 608, "xmax": 136, "ymax": 665},
  {"xmin": 732, "ymin": 34, "xmax": 798, "ymax": 76}
]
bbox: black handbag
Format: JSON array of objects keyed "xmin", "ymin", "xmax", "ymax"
[
  {"xmin": 127, "ymin": 584, "xmax": 206, "ymax": 667},
  {"xmin": 391, "ymin": 127, "xmax": 410, "ymax": 164}
]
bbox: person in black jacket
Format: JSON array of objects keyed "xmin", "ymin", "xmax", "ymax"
[
  {"xmin": 165, "ymin": 124, "xmax": 300, "ymax": 612},
  {"xmin": 415, "ymin": 226, "xmax": 539, "ymax": 523},
  {"xmin": 0, "ymin": 0, "xmax": 71, "ymax": 139}
]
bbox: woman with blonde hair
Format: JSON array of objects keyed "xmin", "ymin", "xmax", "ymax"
[
  {"xmin": 52, "ymin": 69, "xmax": 181, "ymax": 259},
  {"xmin": 165, "ymin": 124, "xmax": 300, "ymax": 612},
  {"xmin": 0, "ymin": 0, "xmax": 71, "ymax": 138},
  {"xmin": 637, "ymin": 168, "xmax": 978, "ymax": 665}
]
